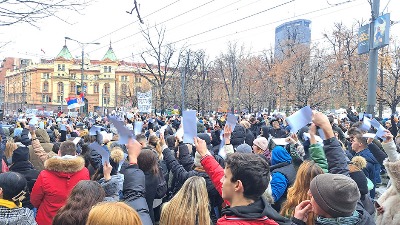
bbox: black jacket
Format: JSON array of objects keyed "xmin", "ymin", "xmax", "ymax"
[
  {"xmin": 230, "ymin": 125, "xmax": 246, "ymax": 148},
  {"xmin": 222, "ymin": 196, "xmax": 292, "ymax": 225},
  {"xmin": 244, "ymin": 128, "xmax": 255, "ymax": 147},
  {"xmin": 9, "ymin": 161, "xmax": 40, "ymax": 209},
  {"xmin": 144, "ymin": 172, "xmax": 160, "ymax": 224},
  {"xmin": 122, "ymin": 164, "xmax": 153, "ymax": 225}
]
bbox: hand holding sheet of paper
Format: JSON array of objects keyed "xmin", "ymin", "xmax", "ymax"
[
  {"xmin": 89, "ymin": 142, "xmax": 110, "ymax": 165},
  {"xmin": 29, "ymin": 117, "xmax": 39, "ymax": 126},
  {"xmin": 226, "ymin": 114, "xmax": 237, "ymax": 131},
  {"xmin": 109, "ymin": 116, "xmax": 134, "ymax": 144},
  {"xmin": 360, "ymin": 117, "xmax": 372, "ymax": 131},
  {"xmin": 286, "ymin": 106, "xmax": 313, "ymax": 133},
  {"xmin": 182, "ymin": 110, "xmax": 197, "ymax": 144}
]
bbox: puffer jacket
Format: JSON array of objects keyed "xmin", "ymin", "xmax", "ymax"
[
  {"xmin": 0, "ymin": 206, "xmax": 37, "ymax": 225},
  {"xmin": 30, "ymin": 156, "xmax": 89, "ymax": 225},
  {"xmin": 376, "ymin": 140, "xmax": 400, "ymax": 225},
  {"xmin": 270, "ymin": 146, "xmax": 296, "ymax": 212},
  {"xmin": 122, "ymin": 164, "xmax": 152, "ymax": 225},
  {"xmin": 98, "ymin": 173, "xmax": 124, "ymax": 202}
]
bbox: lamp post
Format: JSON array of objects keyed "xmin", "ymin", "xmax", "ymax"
[{"xmin": 65, "ymin": 37, "xmax": 100, "ymax": 115}]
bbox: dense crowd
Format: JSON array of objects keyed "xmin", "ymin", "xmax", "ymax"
[{"xmin": 0, "ymin": 107, "xmax": 399, "ymax": 225}]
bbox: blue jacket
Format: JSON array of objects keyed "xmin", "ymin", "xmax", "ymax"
[
  {"xmin": 354, "ymin": 148, "xmax": 380, "ymax": 198},
  {"xmin": 270, "ymin": 146, "xmax": 294, "ymax": 204}
]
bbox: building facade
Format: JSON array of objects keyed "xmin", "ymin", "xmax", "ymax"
[
  {"xmin": 274, "ymin": 19, "xmax": 312, "ymax": 59},
  {"xmin": 4, "ymin": 44, "xmax": 152, "ymax": 115}
]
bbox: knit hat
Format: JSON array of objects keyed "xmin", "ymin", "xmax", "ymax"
[
  {"xmin": 253, "ymin": 137, "xmax": 268, "ymax": 151},
  {"xmin": 12, "ymin": 147, "xmax": 30, "ymax": 163},
  {"xmin": 194, "ymin": 152, "xmax": 202, "ymax": 167},
  {"xmin": 310, "ymin": 174, "xmax": 360, "ymax": 217},
  {"xmin": 236, "ymin": 143, "xmax": 252, "ymax": 153}
]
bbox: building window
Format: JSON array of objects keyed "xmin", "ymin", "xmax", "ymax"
[
  {"xmin": 43, "ymin": 81, "xmax": 49, "ymax": 92},
  {"xmin": 57, "ymin": 82, "xmax": 64, "ymax": 93},
  {"xmin": 71, "ymin": 73, "xmax": 76, "ymax": 79},
  {"xmin": 103, "ymin": 97, "xmax": 110, "ymax": 105},
  {"xmin": 57, "ymin": 96, "xmax": 63, "ymax": 103},
  {"xmin": 121, "ymin": 76, "xmax": 128, "ymax": 81},
  {"xmin": 104, "ymin": 83, "xmax": 110, "ymax": 94},
  {"xmin": 135, "ymin": 77, "xmax": 141, "ymax": 83},
  {"xmin": 58, "ymin": 64, "xmax": 65, "ymax": 71},
  {"xmin": 94, "ymin": 75, "xmax": 99, "ymax": 80},
  {"xmin": 43, "ymin": 73, "xmax": 50, "ymax": 79},
  {"xmin": 121, "ymin": 84, "xmax": 127, "ymax": 95},
  {"xmin": 94, "ymin": 83, "xmax": 99, "ymax": 93},
  {"xmin": 42, "ymin": 94, "xmax": 50, "ymax": 103},
  {"xmin": 70, "ymin": 82, "xmax": 76, "ymax": 94}
]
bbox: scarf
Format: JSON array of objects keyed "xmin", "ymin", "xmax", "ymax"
[
  {"xmin": 316, "ymin": 211, "xmax": 360, "ymax": 225},
  {"xmin": 0, "ymin": 199, "xmax": 21, "ymax": 209}
]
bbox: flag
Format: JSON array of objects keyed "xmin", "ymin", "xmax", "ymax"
[{"xmin": 67, "ymin": 97, "xmax": 80, "ymax": 109}]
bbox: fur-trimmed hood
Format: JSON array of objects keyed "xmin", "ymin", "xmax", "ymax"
[{"xmin": 44, "ymin": 155, "xmax": 85, "ymax": 174}]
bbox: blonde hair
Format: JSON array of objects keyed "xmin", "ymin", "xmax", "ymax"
[
  {"xmin": 86, "ymin": 202, "xmax": 142, "ymax": 225},
  {"xmin": 280, "ymin": 161, "xmax": 324, "ymax": 225},
  {"xmin": 160, "ymin": 176, "xmax": 210, "ymax": 225},
  {"xmin": 5, "ymin": 140, "xmax": 17, "ymax": 159},
  {"xmin": 351, "ymin": 156, "xmax": 367, "ymax": 170}
]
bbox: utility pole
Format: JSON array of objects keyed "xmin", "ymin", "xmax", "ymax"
[
  {"xmin": 181, "ymin": 52, "xmax": 189, "ymax": 114},
  {"xmin": 366, "ymin": 0, "xmax": 380, "ymax": 116}
]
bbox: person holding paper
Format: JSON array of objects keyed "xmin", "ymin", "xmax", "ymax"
[
  {"xmin": 31, "ymin": 141, "xmax": 89, "ymax": 225},
  {"xmin": 351, "ymin": 134, "xmax": 380, "ymax": 199}
]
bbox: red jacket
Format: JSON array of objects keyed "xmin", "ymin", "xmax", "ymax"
[
  {"xmin": 201, "ymin": 155, "xmax": 289, "ymax": 225},
  {"xmin": 31, "ymin": 156, "xmax": 89, "ymax": 225}
]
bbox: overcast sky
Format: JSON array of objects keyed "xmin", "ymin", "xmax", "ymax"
[{"xmin": 0, "ymin": 0, "xmax": 399, "ymax": 62}]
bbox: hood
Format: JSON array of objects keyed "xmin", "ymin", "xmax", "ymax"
[
  {"xmin": 12, "ymin": 146, "xmax": 30, "ymax": 162},
  {"xmin": 197, "ymin": 133, "xmax": 211, "ymax": 146},
  {"xmin": 44, "ymin": 155, "xmax": 85, "ymax": 174},
  {"xmin": 384, "ymin": 158, "xmax": 400, "ymax": 193},
  {"xmin": 261, "ymin": 126, "xmax": 270, "ymax": 138},
  {"xmin": 35, "ymin": 129, "xmax": 50, "ymax": 143},
  {"xmin": 271, "ymin": 146, "xmax": 291, "ymax": 165},
  {"xmin": 231, "ymin": 125, "xmax": 246, "ymax": 147},
  {"xmin": 221, "ymin": 197, "xmax": 291, "ymax": 224}
]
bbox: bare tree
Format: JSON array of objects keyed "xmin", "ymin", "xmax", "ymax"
[
  {"xmin": 0, "ymin": 0, "xmax": 91, "ymax": 27},
  {"xmin": 377, "ymin": 42, "xmax": 400, "ymax": 114},
  {"xmin": 216, "ymin": 42, "xmax": 246, "ymax": 113},
  {"xmin": 136, "ymin": 25, "xmax": 181, "ymax": 114}
]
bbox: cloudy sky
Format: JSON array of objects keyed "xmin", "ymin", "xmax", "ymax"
[{"xmin": 0, "ymin": 0, "xmax": 398, "ymax": 62}]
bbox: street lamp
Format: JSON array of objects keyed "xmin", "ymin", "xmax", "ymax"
[{"xmin": 65, "ymin": 37, "xmax": 100, "ymax": 115}]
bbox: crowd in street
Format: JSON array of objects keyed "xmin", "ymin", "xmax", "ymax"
[{"xmin": 0, "ymin": 107, "xmax": 400, "ymax": 225}]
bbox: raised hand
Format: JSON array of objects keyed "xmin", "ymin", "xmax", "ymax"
[{"xmin": 194, "ymin": 137, "xmax": 208, "ymax": 157}]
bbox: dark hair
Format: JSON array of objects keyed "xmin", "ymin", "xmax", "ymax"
[
  {"xmin": 59, "ymin": 141, "xmax": 77, "ymax": 156},
  {"xmin": 0, "ymin": 172, "xmax": 27, "ymax": 204},
  {"xmin": 225, "ymin": 153, "xmax": 270, "ymax": 201},
  {"xmin": 136, "ymin": 134, "xmax": 147, "ymax": 143},
  {"xmin": 355, "ymin": 134, "xmax": 368, "ymax": 147},
  {"xmin": 348, "ymin": 127, "xmax": 362, "ymax": 136},
  {"xmin": 52, "ymin": 142, "xmax": 61, "ymax": 154},
  {"xmin": 328, "ymin": 116, "xmax": 334, "ymax": 124},
  {"xmin": 138, "ymin": 148, "xmax": 159, "ymax": 175},
  {"xmin": 52, "ymin": 180, "xmax": 105, "ymax": 225}
]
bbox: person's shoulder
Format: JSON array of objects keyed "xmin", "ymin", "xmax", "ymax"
[{"xmin": 217, "ymin": 215, "xmax": 279, "ymax": 225}]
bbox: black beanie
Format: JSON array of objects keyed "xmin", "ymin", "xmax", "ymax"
[
  {"xmin": 12, "ymin": 147, "xmax": 30, "ymax": 163},
  {"xmin": 310, "ymin": 173, "xmax": 360, "ymax": 218}
]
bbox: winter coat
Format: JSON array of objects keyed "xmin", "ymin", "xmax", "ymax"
[
  {"xmin": 354, "ymin": 148, "xmax": 380, "ymax": 198},
  {"xmin": 376, "ymin": 140, "xmax": 400, "ymax": 225},
  {"xmin": 0, "ymin": 125, "xmax": 7, "ymax": 173},
  {"xmin": 308, "ymin": 144, "xmax": 328, "ymax": 173},
  {"xmin": 162, "ymin": 146, "xmax": 222, "ymax": 211},
  {"xmin": 122, "ymin": 164, "xmax": 153, "ymax": 225},
  {"xmin": 244, "ymin": 128, "xmax": 255, "ymax": 147},
  {"xmin": 269, "ymin": 127, "xmax": 287, "ymax": 139},
  {"xmin": 9, "ymin": 157, "xmax": 40, "ymax": 209},
  {"xmin": 200, "ymin": 155, "xmax": 292, "ymax": 225},
  {"xmin": 367, "ymin": 142, "xmax": 387, "ymax": 166},
  {"xmin": 332, "ymin": 124, "xmax": 346, "ymax": 143},
  {"xmin": 30, "ymin": 156, "xmax": 89, "ymax": 225},
  {"xmin": 291, "ymin": 137, "xmax": 375, "ymax": 225},
  {"xmin": 0, "ymin": 205, "xmax": 37, "ymax": 225},
  {"xmin": 270, "ymin": 146, "xmax": 296, "ymax": 212},
  {"xmin": 98, "ymin": 173, "xmax": 124, "ymax": 202},
  {"xmin": 28, "ymin": 129, "xmax": 55, "ymax": 171},
  {"xmin": 250, "ymin": 122, "xmax": 262, "ymax": 137}
]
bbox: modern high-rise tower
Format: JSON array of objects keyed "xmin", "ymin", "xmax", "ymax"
[{"xmin": 274, "ymin": 19, "xmax": 311, "ymax": 59}]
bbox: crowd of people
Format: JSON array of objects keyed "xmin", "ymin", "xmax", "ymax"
[{"xmin": 0, "ymin": 107, "xmax": 399, "ymax": 225}]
